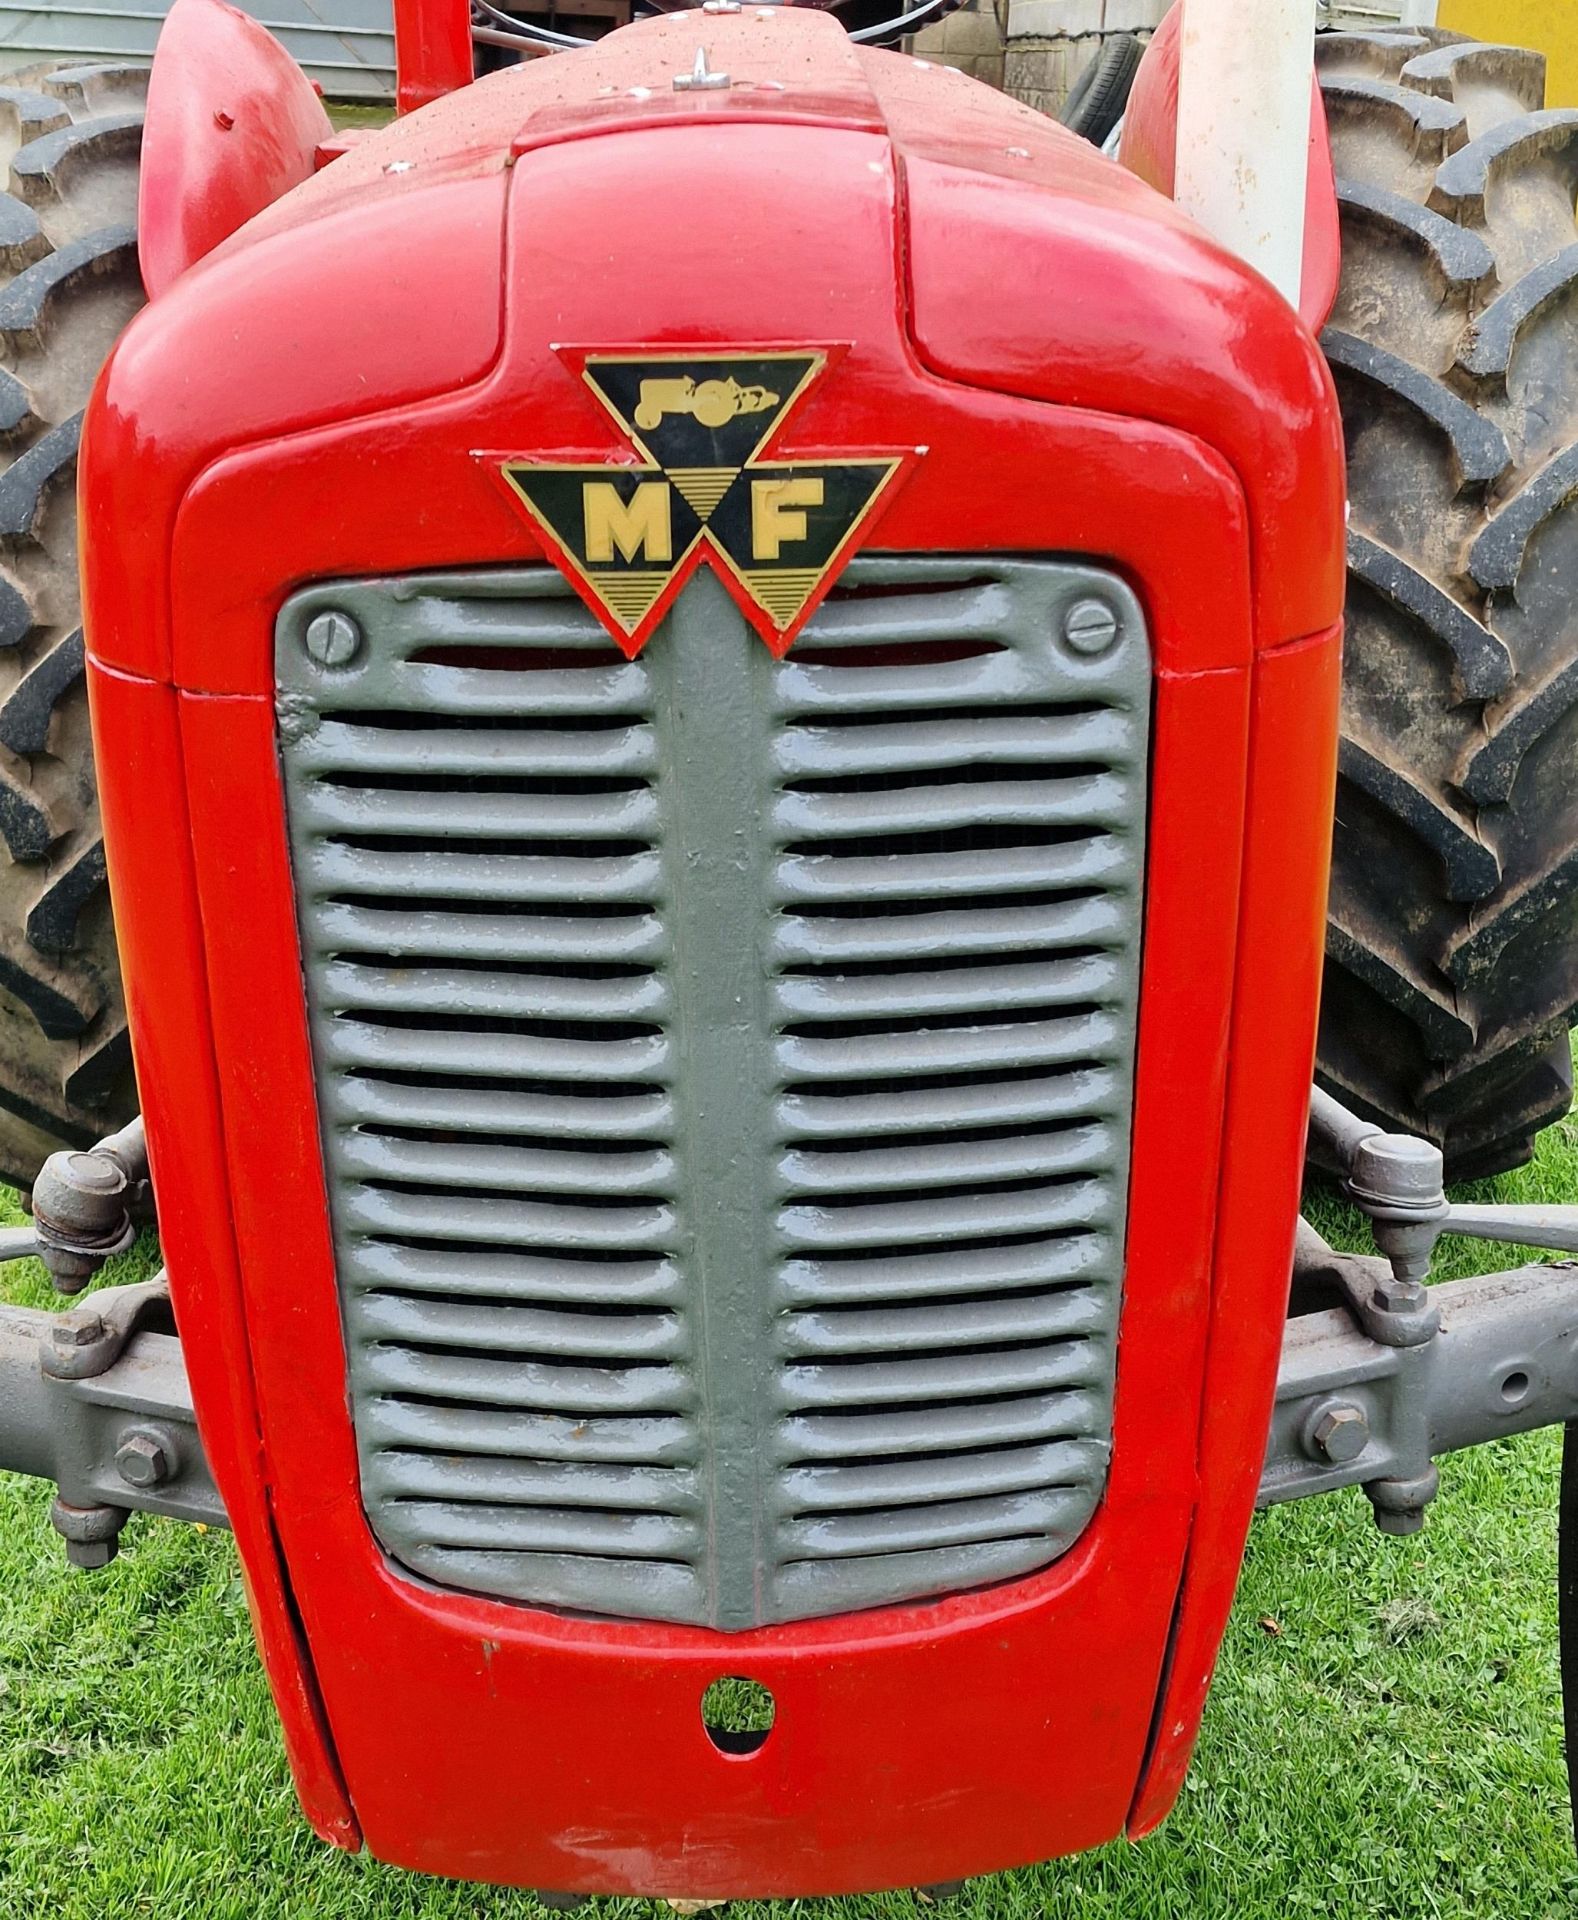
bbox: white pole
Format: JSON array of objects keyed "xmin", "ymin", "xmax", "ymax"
[{"xmin": 1173, "ymin": 0, "xmax": 1314, "ymax": 309}]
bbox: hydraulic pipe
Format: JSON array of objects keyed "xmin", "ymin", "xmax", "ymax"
[{"xmin": 1174, "ymin": 0, "xmax": 1313, "ymax": 308}]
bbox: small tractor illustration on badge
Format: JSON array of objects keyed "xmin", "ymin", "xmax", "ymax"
[
  {"xmin": 634, "ymin": 374, "xmax": 780, "ymax": 432},
  {"xmin": 2, "ymin": 0, "xmax": 1578, "ymax": 1902}
]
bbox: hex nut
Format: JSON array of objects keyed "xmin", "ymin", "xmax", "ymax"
[
  {"xmin": 1374, "ymin": 1505, "xmax": 1426, "ymax": 1538},
  {"xmin": 1367, "ymin": 1465, "xmax": 1439, "ymax": 1537},
  {"xmin": 49, "ymin": 1498, "xmax": 126, "ymax": 1571},
  {"xmin": 1060, "ymin": 597, "xmax": 1120, "ymax": 657},
  {"xmin": 303, "ymin": 609, "xmax": 363, "ymax": 669},
  {"xmin": 115, "ymin": 1430, "xmax": 174, "ymax": 1491},
  {"xmin": 1372, "ymin": 1273, "xmax": 1427, "ymax": 1314},
  {"xmin": 1311, "ymin": 1404, "xmax": 1369, "ymax": 1465}
]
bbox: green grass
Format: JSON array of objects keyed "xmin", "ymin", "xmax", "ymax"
[{"xmin": 3, "ymin": 1116, "xmax": 1578, "ymax": 1918}]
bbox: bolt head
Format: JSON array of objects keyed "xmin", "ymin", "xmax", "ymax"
[
  {"xmin": 1312, "ymin": 1404, "xmax": 1369, "ymax": 1465},
  {"xmin": 1061, "ymin": 597, "xmax": 1120, "ymax": 658},
  {"xmin": 50, "ymin": 1313, "xmax": 104, "ymax": 1350},
  {"xmin": 1372, "ymin": 1271, "xmax": 1430, "ymax": 1314},
  {"xmin": 115, "ymin": 1431, "xmax": 172, "ymax": 1490},
  {"xmin": 303, "ymin": 609, "xmax": 362, "ymax": 669}
]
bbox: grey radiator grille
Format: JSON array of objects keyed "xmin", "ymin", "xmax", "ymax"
[{"xmin": 276, "ymin": 557, "xmax": 1149, "ymax": 1630}]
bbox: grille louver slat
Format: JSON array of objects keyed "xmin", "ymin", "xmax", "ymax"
[{"xmin": 279, "ymin": 556, "xmax": 1147, "ymax": 1630}]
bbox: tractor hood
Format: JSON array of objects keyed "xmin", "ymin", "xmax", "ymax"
[
  {"xmin": 78, "ymin": 4, "xmax": 1345, "ymax": 1892},
  {"xmin": 91, "ymin": 1, "xmax": 1342, "ymax": 687}
]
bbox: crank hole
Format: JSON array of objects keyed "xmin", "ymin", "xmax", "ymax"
[
  {"xmin": 701, "ymin": 1676, "xmax": 775, "ymax": 1757},
  {"xmin": 1500, "ymin": 1369, "xmax": 1531, "ymax": 1406}
]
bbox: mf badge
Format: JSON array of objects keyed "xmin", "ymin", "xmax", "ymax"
[{"xmin": 494, "ymin": 348, "xmax": 918, "ymax": 655}]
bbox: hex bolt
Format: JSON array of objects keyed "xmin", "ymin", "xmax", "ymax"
[
  {"xmin": 49, "ymin": 1312, "xmax": 104, "ymax": 1352},
  {"xmin": 1304, "ymin": 1401, "xmax": 1370, "ymax": 1466},
  {"xmin": 114, "ymin": 1428, "xmax": 175, "ymax": 1491},
  {"xmin": 302, "ymin": 609, "xmax": 363, "ymax": 669},
  {"xmin": 1060, "ymin": 597, "xmax": 1120, "ymax": 658},
  {"xmin": 1372, "ymin": 1272, "xmax": 1427, "ymax": 1314}
]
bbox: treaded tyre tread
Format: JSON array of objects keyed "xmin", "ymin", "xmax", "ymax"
[
  {"xmin": 1317, "ymin": 27, "xmax": 1578, "ymax": 1179},
  {"xmin": 1059, "ymin": 34, "xmax": 1142, "ymax": 147},
  {"xmin": 0, "ymin": 63, "xmax": 144, "ymax": 1188}
]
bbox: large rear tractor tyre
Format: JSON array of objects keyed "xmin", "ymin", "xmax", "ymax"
[
  {"xmin": 0, "ymin": 64, "xmax": 145, "ymax": 1188},
  {"xmin": 1316, "ymin": 28, "xmax": 1578, "ymax": 1179}
]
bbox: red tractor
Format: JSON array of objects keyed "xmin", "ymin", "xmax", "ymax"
[{"xmin": 0, "ymin": 0, "xmax": 1576, "ymax": 1896}]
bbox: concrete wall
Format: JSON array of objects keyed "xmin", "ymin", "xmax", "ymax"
[{"xmin": 910, "ymin": 0, "xmax": 1009, "ymax": 92}]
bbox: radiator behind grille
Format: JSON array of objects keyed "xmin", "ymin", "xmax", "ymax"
[{"xmin": 277, "ymin": 557, "xmax": 1149, "ymax": 1630}]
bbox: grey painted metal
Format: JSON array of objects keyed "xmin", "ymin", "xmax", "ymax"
[
  {"xmin": 1261, "ymin": 1239, "xmax": 1578, "ymax": 1524},
  {"xmin": 1288, "ymin": 1091, "xmax": 1578, "ymax": 1527},
  {"xmin": 0, "ymin": 1285, "xmax": 227, "ymax": 1559},
  {"xmin": 277, "ymin": 556, "xmax": 1150, "ymax": 1630},
  {"xmin": 21, "ymin": 1115, "xmax": 147, "ymax": 1293},
  {"xmin": 1312, "ymin": 1086, "xmax": 1578, "ymax": 1288},
  {"xmin": 0, "ymin": 1, "xmax": 395, "ymax": 101},
  {"xmin": 1308, "ymin": 1084, "xmax": 1381, "ymax": 1168}
]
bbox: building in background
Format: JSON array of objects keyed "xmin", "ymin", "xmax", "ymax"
[
  {"xmin": 0, "ymin": 0, "xmax": 1569, "ymax": 121},
  {"xmin": 921, "ymin": 0, "xmax": 1576, "ymax": 119},
  {"xmin": 0, "ymin": 0, "xmax": 394, "ymax": 98}
]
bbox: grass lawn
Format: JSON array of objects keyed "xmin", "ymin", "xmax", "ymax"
[{"xmin": 2, "ymin": 1109, "xmax": 1577, "ymax": 1918}]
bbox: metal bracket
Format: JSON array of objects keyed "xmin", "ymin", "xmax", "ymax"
[
  {"xmin": 1266, "ymin": 1091, "xmax": 1578, "ymax": 1528},
  {"xmin": 1292, "ymin": 1218, "xmax": 1440, "ymax": 1349},
  {"xmin": 0, "ymin": 1273, "xmax": 227, "ymax": 1569},
  {"xmin": 1263, "ymin": 1241, "xmax": 1578, "ymax": 1527},
  {"xmin": 38, "ymin": 1277, "xmax": 176, "ymax": 1381}
]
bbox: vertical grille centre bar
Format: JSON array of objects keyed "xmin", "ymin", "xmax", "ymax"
[{"xmin": 276, "ymin": 557, "xmax": 1150, "ymax": 1630}]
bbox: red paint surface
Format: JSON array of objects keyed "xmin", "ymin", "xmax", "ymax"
[
  {"xmin": 1120, "ymin": 1, "xmax": 1342, "ymax": 334},
  {"xmin": 1128, "ymin": 625, "xmax": 1342, "ymax": 1835},
  {"xmin": 394, "ymin": 0, "xmax": 474, "ymax": 113},
  {"xmin": 139, "ymin": 0, "xmax": 332, "ymax": 298},
  {"xmin": 82, "ymin": 10, "xmax": 1345, "ymax": 1892},
  {"xmin": 84, "ymin": 662, "xmax": 360, "ymax": 1849}
]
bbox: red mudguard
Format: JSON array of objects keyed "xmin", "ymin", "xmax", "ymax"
[
  {"xmin": 82, "ymin": 10, "xmax": 1344, "ymax": 1893},
  {"xmin": 138, "ymin": 0, "xmax": 331, "ymax": 298}
]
